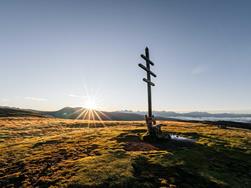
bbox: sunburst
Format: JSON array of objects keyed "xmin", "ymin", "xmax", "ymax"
[
  {"xmin": 74, "ymin": 108, "xmax": 109, "ymax": 128},
  {"xmin": 69, "ymin": 88, "xmax": 111, "ymax": 127}
]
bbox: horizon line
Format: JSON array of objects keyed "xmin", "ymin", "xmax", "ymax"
[{"xmin": 1, "ymin": 105, "xmax": 251, "ymax": 114}]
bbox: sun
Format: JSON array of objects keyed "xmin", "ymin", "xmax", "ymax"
[
  {"xmin": 85, "ymin": 97, "xmax": 97, "ymax": 110},
  {"xmin": 67, "ymin": 89, "xmax": 110, "ymax": 127}
]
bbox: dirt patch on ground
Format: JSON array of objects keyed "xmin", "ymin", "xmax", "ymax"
[
  {"xmin": 123, "ymin": 141, "xmax": 159, "ymax": 151},
  {"xmin": 116, "ymin": 132, "xmax": 160, "ymax": 151}
]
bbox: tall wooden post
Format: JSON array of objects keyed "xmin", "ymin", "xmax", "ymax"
[
  {"xmin": 138, "ymin": 47, "xmax": 157, "ymax": 136},
  {"xmin": 145, "ymin": 48, "xmax": 152, "ymax": 119}
]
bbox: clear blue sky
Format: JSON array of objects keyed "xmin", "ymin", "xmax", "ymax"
[{"xmin": 0, "ymin": 0, "xmax": 251, "ymax": 112}]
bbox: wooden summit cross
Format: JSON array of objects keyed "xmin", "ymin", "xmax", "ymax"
[{"xmin": 138, "ymin": 47, "xmax": 158, "ymax": 137}]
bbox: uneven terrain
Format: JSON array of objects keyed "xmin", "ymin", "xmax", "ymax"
[{"xmin": 0, "ymin": 117, "xmax": 250, "ymax": 187}]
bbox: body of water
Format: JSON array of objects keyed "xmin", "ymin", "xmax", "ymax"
[{"xmin": 170, "ymin": 117, "xmax": 251, "ymax": 123}]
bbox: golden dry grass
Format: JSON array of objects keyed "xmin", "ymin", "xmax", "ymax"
[{"xmin": 0, "ymin": 117, "xmax": 250, "ymax": 187}]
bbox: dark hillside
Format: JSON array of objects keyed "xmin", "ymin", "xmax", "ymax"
[{"xmin": 0, "ymin": 107, "xmax": 47, "ymax": 118}]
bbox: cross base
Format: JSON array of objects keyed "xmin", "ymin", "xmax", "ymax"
[{"xmin": 144, "ymin": 115, "xmax": 170, "ymax": 140}]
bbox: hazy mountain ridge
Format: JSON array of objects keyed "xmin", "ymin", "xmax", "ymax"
[
  {"xmin": 1, "ymin": 106, "xmax": 251, "ymax": 121},
  {"xmin": 42, "ymin": 107, "xmax": 147, "ymax": 121},
  {"xmin": 0, "ymin": 106, "xmax": 48, "ymax": 118},
  {"xmin": 0, "ymin": 106, "xmax": 147, "ymax": 121},
  {"xmin": 1, "ymin": 106, "xmax": 251, "ymax": 129},
  {"xmin": 118, "ymin": 110, "xmax": 251, "ymax": 118}
]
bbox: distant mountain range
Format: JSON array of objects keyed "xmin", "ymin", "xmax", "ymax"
[
  {"xmin": 1, "ymin": 106, "xmax": 251, "ymax": 130},
  {"xmin": 40, "ymin": 107, "xmax": 146, "ymax": 121},
  {"xmin": 0, "ymin": 106, "xmax": 146, "ymax": 121},
  {"xmin": 1, "ymin": 106, "xmax": 251, "ymax": 121},
  {"xmin": 118, "ymin": 110, "xmax": 251, "ymax": 118},
  {"xmin": 0, "ymin": 106, "xmax": 46, "ymax": 118}
]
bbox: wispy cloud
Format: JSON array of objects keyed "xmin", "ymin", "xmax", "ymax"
[
  {"xmin": 25, "ymin": 97, "xmax": 48, "ymax": 101},
  {"xmin": 191, "ymin": 65, "xmax": 208, "ymax": 75},
  {"xmin": 0, "ymin": 98, "xmax": 9, "ymax": 106},
  {"xmin": 68, "ymin": 94, "xmax": 87, "ymax": 98},
  {"xmin": 1, "ymin": 98, "xmax": 9, "ymax": 102}
]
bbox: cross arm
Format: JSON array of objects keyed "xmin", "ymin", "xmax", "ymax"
[
  {"xmin": 143, "ymin": 78, "xmax": 155, "ymax": 86},
  {"xmin": 138, "ymin": 63, "xmax": 157, "ymax": 77},
  {"xmin": 141, "ymin": 54, "xmax": 154, "ymax": 66}
]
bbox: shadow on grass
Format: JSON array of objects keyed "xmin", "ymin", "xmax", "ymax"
[
  {"xmin": 132, "ymin": 156, "xmax": 221, "ymax": 188},
  {"xmin": 115, "ymin": 132, "xmax": 251, "ymax": 188}
]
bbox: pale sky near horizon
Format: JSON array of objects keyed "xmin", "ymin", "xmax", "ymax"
[{"xmin": 0, "ymin": 0, "xmax": 251, "ymax": 113}]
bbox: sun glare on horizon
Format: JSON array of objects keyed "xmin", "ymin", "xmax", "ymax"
[
  {"xmin": 68, "ymin": 88, "xmax": 111, "ymax": 127},
  {"xmin": 85, "ymin": 97, "xmax": 97, "ymax": 110}
]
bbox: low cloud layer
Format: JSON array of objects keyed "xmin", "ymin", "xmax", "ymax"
[
  {"xmin": 68, "ymin": 94, "xmax": 87, "ymax": 98},
  {"xmin": 24, "ymin": 97, "xmax": 48, "ymax": 101}
]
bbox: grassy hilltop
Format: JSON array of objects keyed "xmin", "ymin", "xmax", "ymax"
[{"xmin": 0, "ymin": 117, "xmax": 250, "ymax": 187}]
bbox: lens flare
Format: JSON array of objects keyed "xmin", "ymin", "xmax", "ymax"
[
  {"xmin": 85, "ymin": 97, "xmax": 97, "ymax": 110},
  {"xmin": 68, "ymin": 87, "xmax": 110, "ymax": 127}
]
